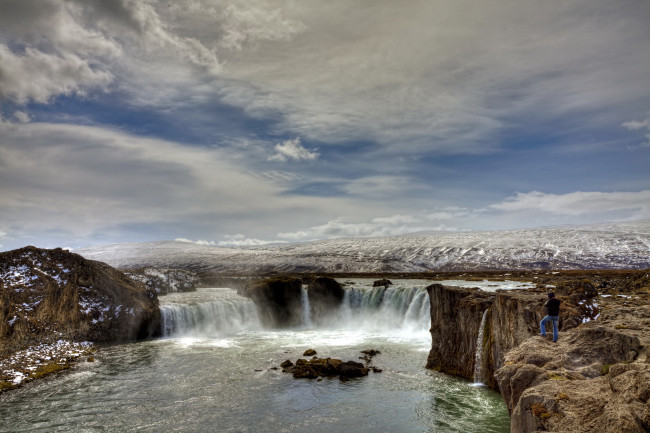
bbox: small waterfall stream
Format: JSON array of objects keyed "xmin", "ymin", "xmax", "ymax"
[
  {"xmin": 473, "ymin": 309, "xmax": 489, "ymax": 384},
  {"xmin": 301, "ymin": 286, "xmax": 312, "ymax": 327}
]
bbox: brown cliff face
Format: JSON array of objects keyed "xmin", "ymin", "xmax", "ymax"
[
  {"xmin": 497, "ymin": 307, "xmax": 650, "ymax": 433},
  {"xmin": 425, "ymin": 284, "xmax": 494, "ymax": 379},
  {"xmin": 0, "ymin": 246, "xmax": 160, "ymax": 357},
  {"xmin": 426, "ymin": 283, "xmax": 590, "ymax": 388},
  {"xmin": 426, "ymin": 274, "xmax": 650, "ymax": 433}
]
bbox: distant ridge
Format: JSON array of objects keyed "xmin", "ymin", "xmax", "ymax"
[{"xmin": 75, "ymin": 220, "xmax": 650, "ymax": 274}]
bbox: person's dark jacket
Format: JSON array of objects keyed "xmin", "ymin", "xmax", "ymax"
[{"xmin": 545, "ymin": 298, "xmax": 561, "ymax": 316}]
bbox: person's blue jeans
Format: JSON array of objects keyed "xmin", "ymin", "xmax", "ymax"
[{"xmin": 540, "ymin": 315, "xmax": 559, "ymax": 342}]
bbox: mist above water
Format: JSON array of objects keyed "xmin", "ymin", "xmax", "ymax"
[{"xmin": 0, "ymin": 279, "xmax": 512, "ymax": 433}]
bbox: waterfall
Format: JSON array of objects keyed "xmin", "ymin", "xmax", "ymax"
[
  {"xmin": 301, "ymin": 286, "xmax": 312, "ymax": 327},
  {"xmin": 339, "ymin": 286, "xmax": 430, "ymax": 332},
  {"xmin": 160, "ymin": 293, "xmax": 261, "ymax": 337},
  {"xmin": 473, "ymin": 309, "xmax": 489, "ymax": 384},
  {"xmin": 158, "ymin": 284, "xmax": 431, "ymax": 337}
]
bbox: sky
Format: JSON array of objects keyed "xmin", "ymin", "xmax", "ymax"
[{"xmin": 1, "ymin": 0, "xmax": 649, "ymax": 251}]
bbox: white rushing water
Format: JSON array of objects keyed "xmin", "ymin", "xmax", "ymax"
[
  {"xmin": 0, "ymin": 280, "xmax": 512, "ymax": 433},
  {"xmin": 473, "ymin": 309, "xmax": 489, "ymax": 384},
  {"xmin": 159, "ymin": 288, "xmax": 261, "ymax": 336},
  {"xmin": 301, "ymin": 286, "xmax": 312, "ymax": 328}
]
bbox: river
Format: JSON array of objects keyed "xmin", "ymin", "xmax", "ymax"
[{"xmin": 0, "ymin": 279, "xmax": 519, "ymax": 432}]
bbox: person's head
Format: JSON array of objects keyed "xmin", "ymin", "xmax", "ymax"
[{"xmin": 547, "ymin": 292, "xmax": 555, "ymax": 298}]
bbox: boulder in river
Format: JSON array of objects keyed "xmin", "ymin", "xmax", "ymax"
[{"xmin": 280, "ymin": 349, "xmax": 382, "ymax": 381}]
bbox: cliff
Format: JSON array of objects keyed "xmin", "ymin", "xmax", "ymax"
[
  {"xmin": 426, "ymin": 271, "xmax": 650, "ymax": 432},
  {"xmin": 0, "ymin": 246, "xmax": 161, "ymax": 357},
  {"xmin": 425, "ymin": 284, "xmax": 494, "ymax": 378},
  {"xmin": 426, "ymin": 284, "xmax": 584, "ymax": 387}
]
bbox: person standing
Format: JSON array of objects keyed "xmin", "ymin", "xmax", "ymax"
[{"xmin": 539, "ymin": 292, "xmax": 561, "ymax": 342}]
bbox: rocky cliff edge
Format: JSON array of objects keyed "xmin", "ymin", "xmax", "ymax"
[
  {"xmin": 1, "ymin": 246, "xmax": 161, "ymax": 357},
  {"xmin": 426, "ymin": 272, "xmax": 650, "ymax": 433}
]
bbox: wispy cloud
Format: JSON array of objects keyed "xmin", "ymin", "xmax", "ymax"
[
  {"xmin": 275, "ymin": 213, "xmax": 463, "ymax": 242},
  {"xmin": 217, "ymin": 234, "xmax": 287, "ymax": 247},
  {"xmin": 490, "ymin": 191, "xmax": 650, "ymax": 219},
  {"xmin": 175, "ymin": 238, "xmax": 216, "ymax": 246},
  {"xmin": 622, "ymin": 113, "xmax": 650, "ymax": 148},
  {"xmin": 268, "ymin": 137, "xmax": 319, "ymax": 162}
]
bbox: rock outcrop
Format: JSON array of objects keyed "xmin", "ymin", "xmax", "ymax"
[
  {"xmin": 425, "ymin": 273, "xmax": 650, "ymax": 433},
  {"xmin": 238, "ymin": 276, "xmax": 303, "ymax": 327},
  {"xmin": 280, "ymin": 349, "xmax": 382, "ymax": 381},
  {"xmin": 0, "ymin": 246, "xmax": 161, "ymax": 358},
  {"xmin": 307, "ymin": 277, "xmax": 344, "ymax": 324},
  {"xmin": 498, "ymin": 305, "xmax": 650, "ymax": 433},
  {"xmin": 426, "ymin": 284, "xmax": 494, "ymax": 379},
  {"xmin": 124, "ymin": 267, "xmax": 200, "ymax": 295}
]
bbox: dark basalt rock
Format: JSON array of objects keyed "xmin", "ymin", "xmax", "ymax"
[
  {"xmin": 238, "ymin": 276, "xmax": 303, "ymax": 328},
  {"xmin": 373, "ymin": 279, "xmax": 392, "ymax": 287},
  {"xmin": 303, "ymin": 349, "xmax": 317, "ymax": 356},
  {"xmin": 281, "ymin": 350, "xmax": 382, "ymax": 381},
  {"xmin": 359, "ymin": 349, "xmax": 382, "ymax": 365},
  {"xmin": 307, "ymin": 277, "xmax": 344, "ymax": 324}
]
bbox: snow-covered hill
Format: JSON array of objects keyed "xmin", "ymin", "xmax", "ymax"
[{"xmin": 75, "ymin": 221, "xmax": 650, "ymax": 274}]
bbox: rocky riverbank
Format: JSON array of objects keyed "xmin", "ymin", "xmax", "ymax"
[
  {"xmin": 0, "ymin": 246, "xmax": 161, "ymax": 392},
  {"xmin": 426, "ymin": 270, "xmax": 650, "ymax": 432}
]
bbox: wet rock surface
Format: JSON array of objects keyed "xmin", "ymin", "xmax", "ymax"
[
  {"xmin": 238, "ymin": 276, "xmax": 303, "ymax": 327},
  {"xmin": 373, "ymin": 279, "xmax": 392, "ymax": 287},
  {"xmin": 307, "ymin": 277, "xmax": 345, "ymax": 324},
  {"xmin": 281, "ymin": 349, "xmax": 382, "ymax": 381}
]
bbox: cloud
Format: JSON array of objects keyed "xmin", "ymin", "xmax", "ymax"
[
  {"xmin": 217, "ymin": 234, "xmax": 286, "ymax": 247},
  {"xmin": 276, "ymin": 213, "xmax": 461, "ymax": 242},
  {"xmin": 490, "ymin": 191, "xmax": 650, "ymax": 218},
  {"xmin": 0, "ymin": 120, "xmax": 369, "ymax": 250},
  {"xmin": 0, "ymin": 0, "xmax": 120, "ymax": 104},
  {"xmin": 212, "ymin": 0, "xmax": 650, "ymax": 153},
  {"xmin": 268, "ymin": 137, "xmax": 319, "ymax": 162},
  {"xmin": 0, "ymin": 44, "xmax": 114, "ymax": 104},
  {"xmin": 12, "ymin": 111, "xmax": 31, "ymax": 124},
  {"xmin": 0, "ymin": 0, "xmax": 222, "ymax": 106},
  {"xmin": 175, "ymin": 238, "xmax": 216, "ymax": 246},
  {"xmin": 215, "ymin": 3, "xmax": 307, "ymax": 50},
  {"xmin": 2, "ymin": 0, "xmax": 648, "ymax": 156},
  {"xmin": 343, "ymin": 176, "xmax": 425, "ymax": 198},
  {"xmin": 0, "ymin": 121, "xmax": 282, "ymax": 243},
  {"xmin": 622, "ymin": 114, "xmax": 650, "ymax": 148}
]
